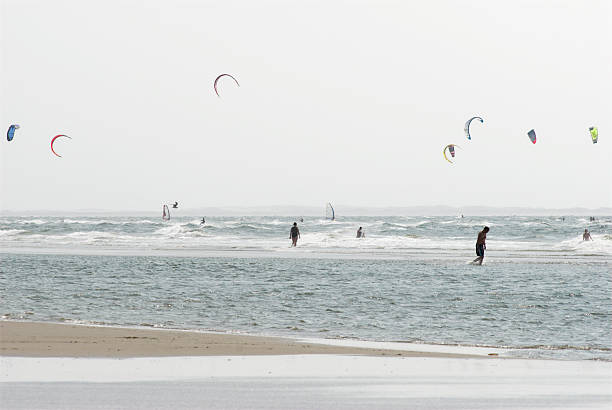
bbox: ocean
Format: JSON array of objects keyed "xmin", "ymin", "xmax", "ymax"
[{"xmin": 1, "ymin": 215, "xmax": 610, "ymax": 360}]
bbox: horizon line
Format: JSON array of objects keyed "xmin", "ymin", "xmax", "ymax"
[{"xmin": 1, "ymin": 204, "xmax": 611, "ymax": 217}]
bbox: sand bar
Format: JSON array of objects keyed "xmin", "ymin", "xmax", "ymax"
[
  {"xmin": 3, "ymin": 321, "xmax": 611, "ymax": 409},
  {"xmin": 0, "ymin": 321, "xmax": 484, "ymax": 358}
]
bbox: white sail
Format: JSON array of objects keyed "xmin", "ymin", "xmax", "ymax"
[{"xmin": 325, "ymin": 202, "xmax": 335, "ymax": 220}]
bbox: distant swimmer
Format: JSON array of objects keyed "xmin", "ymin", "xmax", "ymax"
[
  {"xmin": 356, "ymin": 227, "xmax": 364, "ymax": 238},
  {"xmin": 300, "ymin": 217, "xmax": 304, "ymax": 222},
  {"xmin": 172, "ymin": 202, "xmax": 179, "ymax": 209},
  {"xmin": 200, "ymin": 217, "xmax": 206, "ymax": 225},
  {"xmin": 583, "ymin": 229, "xmax": 592, "ymax": 241},
  {"xmin": 471, "ymin": 226, "xmax": 489, "ymax": 265},
  {"xmin": 290, "ymin": 222, "xmax": 300, "ymax": 247}
]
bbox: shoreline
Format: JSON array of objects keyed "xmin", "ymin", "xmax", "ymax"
[
  {"xmin": 0, "ymin": 320, "xmax": 495, "ymax": 359},
  {"xmin": 3, "ymin": 247, "xmax": 610, "ymax": 263}
]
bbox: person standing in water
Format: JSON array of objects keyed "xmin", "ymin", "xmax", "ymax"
[
  {"xmin": 583, "ymin": 229, "xmax": 592, "ymax": 241},
  {"xmin": 472, "ymin": 226, "xmax": 489, "ymax": 265},
  {"xmin": 356, "ymin": 227, "xmax": 363, "ymax": 238},
  {"xmin": 290, "ymin": 222, "xmax": 300, "ymax": 247}
]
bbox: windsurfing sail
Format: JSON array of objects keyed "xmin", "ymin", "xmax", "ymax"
[
  {"xmin": 464, "ymin": 116, "xmax": 483, "ymax": 140},
  {"xmin": 162, "ymin": 204, "xmax": 170, "ymax": 221},
  {"xmin": 325, "ymin": 202, "xmax": 335, "ymax": 221},
  {"xmin": 51, "ymin": 134, "xmax": 72, "ymax": 157},
  {"xmin": 214, "ymin": 73, "xmax": 240, "ymax": 97},
  {"xmin": 443, "ymin": 144, "xmax": 459, "ymax": 163},
  {"xmin": 527, "ymin": 129, "xmax": 536, "ymax": 144},
  {"xmin": 6, "ymin": 124, "xmax": 20, "ymax": 141},
  {"xmin": 589, "ymin": 126, "xmax": 598, "ymax": 144}
]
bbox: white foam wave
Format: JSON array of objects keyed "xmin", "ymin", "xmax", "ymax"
[
  {"xmin": 556, "ymin": 235, "xmax": 612, "ymax": 255},
  {"xmin": 2, "ymin": 216, "xmax": 611, "ymax": 260},
  {"xmin": 15, "ymin": 219, "xmax": 47, "ymax": 225},
  {"xmin": 62, "ymin": 219, "xmax": 105, "ymax": 224},
  {"xmin": 0, "ymin": 229, "xmax": 27, "ymax": 236}
]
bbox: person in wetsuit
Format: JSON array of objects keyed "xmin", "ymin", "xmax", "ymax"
[
  {"xmin": 172, "ymin": 202, "xmax": 178, "ymax": 209},
  {"xmin": 200, "ymin": 217, "xmax": 205, "ymax": 225},
  {"xmin": 472, "ymin": 226, "xmax": 489, "ymax": 265},
  {"xmin": 357, "ymin": 227, "xmax": 363, "ymax": 238},
  {"xmin": 290, "ymin": 222, "xmax": 300, "ymax": 247}
]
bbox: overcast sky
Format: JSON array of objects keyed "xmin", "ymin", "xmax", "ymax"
[{"xmin": 1, "ymin": 0, "xmax": 611, "ymax": 212}]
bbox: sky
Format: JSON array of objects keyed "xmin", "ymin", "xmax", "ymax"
[{"xmin": 1, "ymin": 0, "xmax": 611, "ymax": 212}]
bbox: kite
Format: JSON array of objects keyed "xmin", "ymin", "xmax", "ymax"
[
  {"xmin": 527, "ymin": 129, "xmax": 536, "ymax": 144},
  {"xmin": 6, "ymin": 124, "xmax": 20, "ymax": 141},
  {"xmin": 589, "ymin": 126, "xmax": 598, "ymax": 144},
  {"xmin": 464, "ymin": 116, "xmax": 484, "ymax": 140},
  {"xmin": 443, "ymin": 144, "xmax": 460, "ymax": 163},
  {"xmin": 214, "ymin": 74, "xmax": 239, "ymax": 97},
  {"xmin": 51, "ymin": 134, "xmax": 72, "ymax": 157}
]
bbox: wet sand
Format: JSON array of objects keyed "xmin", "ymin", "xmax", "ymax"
[{"xmin": 0, "ymin": 321, "xmax": 480, "ymax": 358}]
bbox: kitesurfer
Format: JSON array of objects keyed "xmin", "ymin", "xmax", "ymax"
[
  {"xmin": 290, "ymin": 222, "xmax": 300, "ymax": 247},
  {"xmin": 200, "ymin": 217, "xmax": 206, "ymax": 225},
  {"xmin": 583, "ymin": 229, "xmax": 592, "ymax": 241},
  {"xmin": 356, "ymin": 227, "xmax": 363, "ymax": 238},
  {"xmin": 472, "ymin": 226, "xmax": 489, "ymax": 265},
  {"xmin": 172, "ymin": 202, "xmax": 178, "ymax": 209}
]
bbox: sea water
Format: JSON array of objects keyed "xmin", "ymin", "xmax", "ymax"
[{"xmin": 1, "ymin": 215, "xmax": 610, "ymax": 360}]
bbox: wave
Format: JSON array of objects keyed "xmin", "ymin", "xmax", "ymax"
[
  {"xmin": 154, "ymin": 223, "xmax": 203, "ymax": 236},
  {"xmin": 555, "ymin": 235, "xmax": 612, "ymax": 255},
  {"xmin": 2, "ymin": 216, "xmax": 611, "ymax": 259},
  {"xmin": 0, "ymin": 229, "xmax": 28, "ymax": 236},
  {"xmin": 510, "ymin": 344, "xmax": 612, "ymax": 353},
  {"xmin": 62, "ymin": 218, "xmax": 159, "ymax": 226},
  {"xmin": 13, "ymin": 219, "xmax": 48, "ymax": 225}
]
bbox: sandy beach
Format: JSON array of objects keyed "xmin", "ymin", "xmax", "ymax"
[
  {"xmin": 0, "ymin": 321, "xmax": 483, "ymax": 358},
  {"xmin": 2, "ymin": 321, "xmax": 612, "ymax": 409}
]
